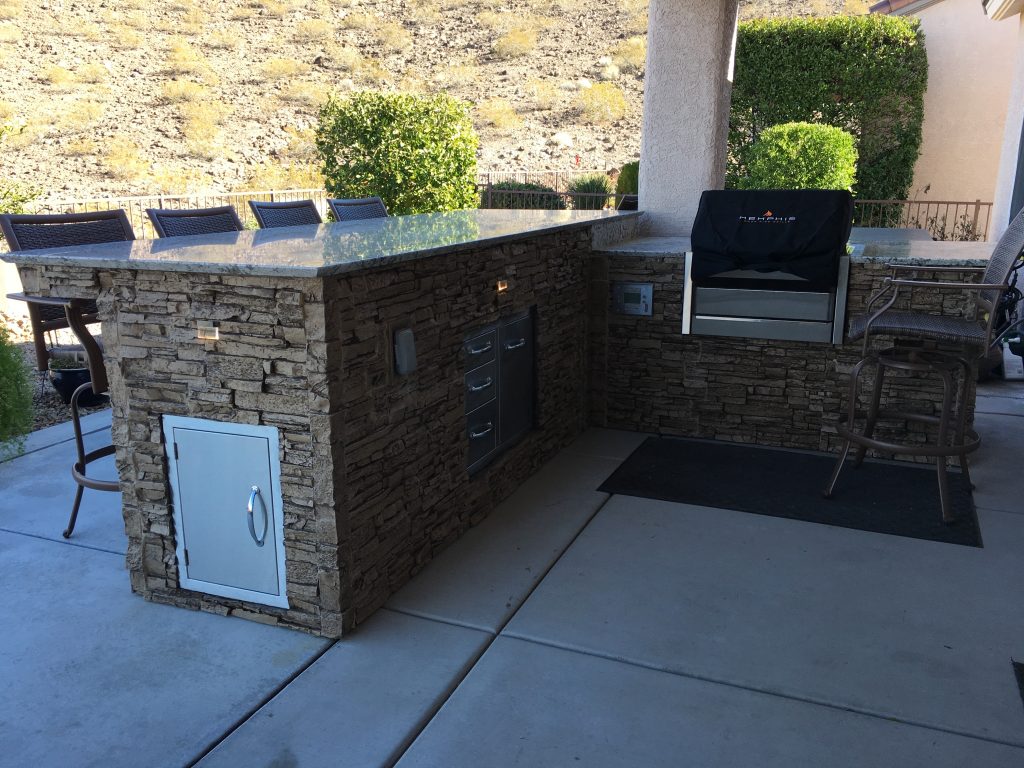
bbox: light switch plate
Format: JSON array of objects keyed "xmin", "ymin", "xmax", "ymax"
[{"xmin": 394, "ymin": 328, "xmax": 417, "ymax": 375}]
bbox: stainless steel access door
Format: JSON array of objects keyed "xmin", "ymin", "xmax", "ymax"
[
  {"xmin": 165, "ymin": 417, "xmax": 288, "ymax": 608},
  {"xmin": 499, "ymin": 313, "xmax": 535, "ymax": 446}
]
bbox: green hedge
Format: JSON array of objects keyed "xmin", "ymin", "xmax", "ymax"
[
  {"xmin": 730, "ymin": 15, "xmax": 926, "ymax": 200},
  {"xmin": 0, "ymin": 325, "xmax": 33, "ymax": 460},
  {"xmin": 567, "ymin": 174, "xmax": 613, "ymax": 210},
  {"xmin": 744, "ymin": 122, "xmax": 858, "ymax": 191},
  {"xmin": 1, "ymin": 125, "xmax": 36, "ymax": 215},
  {"xmin": 315, "ymin": 91, "xmax": 479, "ymax": 216},
  {"xmin": 482, "ymin": 181, "xmax": 567, "ymax": 210},
  {"xmin": 616, "ymin": 161, "xmax": 639, "ymax": 196}
]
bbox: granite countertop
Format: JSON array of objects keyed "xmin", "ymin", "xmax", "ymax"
[
  {"xmin": 2, "ymin": 209, "xmax": 639, "ymax": 278},
  {"xmin": 595, "ymin": 228, "xmax": 993, "ymax": 268}
]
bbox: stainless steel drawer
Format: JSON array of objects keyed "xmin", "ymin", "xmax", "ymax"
[
  {"xmin": 465, "ymin": 361, "xmax": 497, "ymax": 414},
  {"xmin": 463, "ymin": 330, "xmax": 497, "ymax": 368},
  {"xmin": 694, "ymin": 287, "xmax": 834, "ymax": 322},
  {"xmin": 467, "ymin": 401, "xmax": 498, "ymax": 469}
]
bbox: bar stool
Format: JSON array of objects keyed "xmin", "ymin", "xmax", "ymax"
[{"xmin": 824, "ymin": 210, "xmax": 1024, "ymax": 522}]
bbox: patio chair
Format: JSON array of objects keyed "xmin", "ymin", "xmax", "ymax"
[
  {"xmin": 146, "ymin": 205, "xmax": 244, "ymax": 238},
  {"xmin": 327, "ymin": 197, "xmax": 389, "ymax": 222},
  {"xmin": 0, "ymin": 210, "xmax": 131, "ymax": 538},
  {"xmin": 0, "ymin": 209, "xmax": 135, "ymax": 371},
  {"xmin": 248, "ymin": 199, "xmax": 323, "ymax": 229},
  {"xmin": 823, "ymin": 208, "xmax": 1024, "ymax": 523}
]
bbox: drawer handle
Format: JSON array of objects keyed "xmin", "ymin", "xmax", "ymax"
[
  {"xmin": 469, "ymin": 423, "xmax": 494, "ymax": 439},
  {"xmin": 504, "ymin": 338, "xmax": 526, "ymax": 351},
  {"xmin": 467, "ymin": 341, "xmax": 493, "ymax": 355},
  {"xmin": 468, "ymin": 377, "xmax": 493, "ymax": 393},
  {"xmin": 247, "ymin": 485, "xmax": 268, "ymax": 548}
]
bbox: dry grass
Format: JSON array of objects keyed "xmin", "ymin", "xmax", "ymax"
[
  {"xmin": 230, "ymin": 6, "xmax": 256, "ymax": 20},
  {"xmin": 206, "ymin": 29, "xmax": 239, "ymax": 50},
  {"xmin": 160, "ymin": 80, "xmax": 207, "ymax": 104},
  {"xmin": 261, "ymin": 57, "xmax": 308, "ymax": 80},
  {"xmin": 0, "ymin": 21, "xmax": 20, "ymax": 41},
  {"xmin": 525, "ymin": 79, "xmax": 559, "ymax": 111},
  {"xmin": 40, "ymin": 65, "xmax": 75, "ymax": 88},
  {"xmin": 149, "ymin": 164, "xmax": 209, "ymax": 193},
  {"xmin": 166, "ymin": 38, "xmax": 209, "ymax": 76},
  {"xmin": 177, "ymin": 99, "xmax": 229, "ymax": 143},
  {"xmin": 108, "ymin": 23, "xmax": 143, "ymax": 49},
  {"xmin": 493, "ymin": 28, "xmax": 537, "ymax": 59},
  {"xmin": 325, "ymin": 44, "xmax": 363, "ymax": 72},
  {"xmin": 375, "ymin": 21, "xmax": 410, "ymax": 52},
  {"xmin": 0, "ymin": 0, "xmax": 22, "ymax": 19},
  {"xmin": 476, "ymin": 98, "xmax": 523, "ymax": 131},
  {"xmin": 340, "ymin": 11, "xmax": 375, "ymax": 30},
  {"xmin": 277, "ymin": 82, "xmax": 324, "ymax": 107},
  {"xmin": 409, "ymin": 0, "xmax": 441, "ymax": 24},
  {"xmin": 442, "ymin": 64, "xmax": 480, "ymax": 89},
  {"xmin": 612, "ymin": 36, "xmax": 645, "ymax": 73},
  {"xmin": 480, "ymin": 10, "xmax": 553, "ymax": 33},
  {"xmin": 65, "ymin": 137, "xmax": 98, "ymax": 157},
  {"xmin": 0, "ymin": 99, "xmax": 13, "ymax": 120},
  {"xmin": 578, "ymin": 82, "xmax": 627, "ymax": 124},
  {"xmin": 58, "ymin": 99, "xmax": 105, "ymax": 130},
  {"xmin": 77, "ymin": 63, "xmax": 108, "ymax": 84},
  {"xmin": 251, "ymin": 0, "xmax": 294, "ymax": 19},
  {"xmin": 358, "ymin": 60, "xmax": 390, "ymax": 86},
  {"xmin": 293, "ymin": 19, "xmax": 332, "ymax": 42},
  {"xmin": 104, "ymin": 135, "xmax": 148, "ymax": 181},
  {"xmin": 244, "ymin": 160, "xmax": 322, "ymax": 191}
]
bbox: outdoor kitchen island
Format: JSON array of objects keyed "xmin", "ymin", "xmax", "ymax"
[{"xmin": 6, "ymin": 209, "xmax": 639, "ymax": 638}]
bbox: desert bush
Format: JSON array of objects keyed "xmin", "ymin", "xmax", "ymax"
[
  {"xmin": 104, "ymin": 135, "xmax": 148, "ymax": 180},
  {"xmin": 207, "ymin": 29, "xmax": 238, "ymax": 50},
  {"xmin": 59, "ymin": 99, "xmax": 105, "ymax": 130},
  {"xmin": 0, "ymin": 124, "xmax": 35, "ymax": 213},
  {"xmin": 252, "ymin": 0, "xmax": 292, "ymax": 18},
  {"xmin": 612, "ymin": 36, "xmax": 645, "ymax": 73},
  {"xmin": 358, "ymin": 61, "xmax": 390, "ymax": 85},
  {"xmin": 160, "ymin": 80, "xmax": 207, "ymax": 103},
  {"xmin": 294, "ymin": 19, "xmax": 332, "ymax": 42},
  {"xmin": 525, "ymin": 79, "xmax": 559, "ymax": 111},
  {"xmin": 40, "ymin": 65, "xmax": 74, "ymax": 87},
  {"xmin": 482, "ymin": 181, "xmax": 566, "ymax": 210},
  {"xmin": 327, "ymin": 45, "xmax": 363, "ymax": 72},
  {"xmin": 77, "ymin": 63, "xmax": 108, "ymax": 83},
  {"xmin": 0, "ymin": 324, "xmax": 33, "ymax": 461},
  {"xmin": 278, "ymin": 82, "xmax": 325, "ymax": 107},
  {"xmin": 494, "ymin": 28, "xmax": 536, "ymax": 59},
  {"xmin": 742, "ymin": 122, "xmax": 858, "ymax": 191},
  {"xmin": 730, "ymin": 16, "xmax": 925, "ymax": 199},
  {"xmin": 375, "ymin": 21, "xmax": 411, "ymax": 52},
  {"xmin": 245, "ymin": 160, "xmax": 322, "ymax": 190},
  {"xmin": 341, "ymin": 12, "xmax": 375, "ymax": 30},
  {"xmin": 178, "ymin": 100, "xmax": 228, "ymax": 142},
  {"xmin": 262, "ymin": 57, "xmax": 308, "ymax": 80},
  {"xmin": 568, "ymin": 174, "xmax": 613, "ymax": 210},
  {"xmin": 0, "ymin": 0, "xmax": 22, "ymax": 20},
  {"xmin": 477, "ymin": 98, "xmax": 523, "ymax": 131},
  {"xmin": 316, "ymin": 91, "xmax": 478, "ymax": 215},
  {"xmin": 166, "ymin": 38, "xmax": 208, "ymax": 76},
  {"xmin": 65, "ymin": 137, "xmax": 98, "ymax": 157},
  {"xmin": 616, "ymin": 160, "xmax": 639, "ymax": 195},
  {"xmin": 0, "ymin": 101, "xmax": 14, "ymax": 120},
  {"xmin": 0, "ymin": 21, "xmax": 20, "ymax": 41},
  {"xmin": 578, "ymin": 82, "xmax": 627, "ymax": 124}
]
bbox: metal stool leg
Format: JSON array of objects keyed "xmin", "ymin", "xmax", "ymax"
[
  {"xmin": 64, "ymin": 486, "xmax": 84, "ymax": 539},
  {"xmin": 854, "ymin": 358, "xmax": 884, "ymax": 467},
  {"xmin": 954, "ymin": 358, "xmax": 976, "ymax": 492},
  {"xmin": 824, "ymin": 356, "xmax": 870, "ymax": 498},
  {"xmin": 935, "ymin": 367, "xmax": 956, "ymax": 524}
]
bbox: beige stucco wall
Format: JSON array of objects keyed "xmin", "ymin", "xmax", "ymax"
[
  {"xmin": 992, "ymin": 14, "xmax": 1024, "ymax": 238},
  {"xmin": 899, "ymin": 0, "xmax": 1016, "ymax": 207},
  {"xmin": 639, "ymin": 0, "xmax": 740, "ymax": 235}
]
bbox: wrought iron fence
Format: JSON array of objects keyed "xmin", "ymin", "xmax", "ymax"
[
  {"xmin": 852, "ymin": 199, "xmax": 991, "ymax": 241},
  {"xmin": 476, "ymin": 170, "xmax": 613, "ymax": 193},
  {"xmin": 25, "ymin": 188, "xmax": 330, "ymax": 241},
  {"xmin": 476, "ymin": 183, "xmax": 632, "ymax": 211}
]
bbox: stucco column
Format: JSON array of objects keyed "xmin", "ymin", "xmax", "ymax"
[
  {"xmin": 639, "ymin": 0, "xmax": 740, "ymax": 236},
  {"xmin": 991, "ymin": 14, "xmax": 1024, "ymax": 240}
]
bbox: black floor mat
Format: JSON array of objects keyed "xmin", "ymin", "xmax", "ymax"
[{"xmin": 599, "ymin": 437, "xmax": 981, "ymax": 547}]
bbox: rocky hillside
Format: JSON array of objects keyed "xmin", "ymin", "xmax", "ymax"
[{"xmin": 0, "ymin": 0, "xmax": 861, "ymax": 200}]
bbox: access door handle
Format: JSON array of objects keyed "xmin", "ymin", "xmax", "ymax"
[
  {"xmin": 467, "ymin": 341, "xmax": 493, "ymax": 355},
  {"xmin": 468, "ymin": 377, "xmax": 493, "ymax": 393},
  {"xmin": 247, "ymin": 485, "xmax": 268, "ymax": 547},
  {"xmin": 504, "ymin": 338, "xmax": 526, "ymax": 351},
  {"xmin": 469, "ymin": 423, "xmax": 494, "ymax": 439}
]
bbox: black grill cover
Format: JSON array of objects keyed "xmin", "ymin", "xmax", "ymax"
[{"xmin": 690, "ymin": 189, "xmax": 853, "ymax": 291}]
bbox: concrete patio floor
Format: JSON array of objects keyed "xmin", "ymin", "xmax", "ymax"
[{"xmin": 2, "ymin": 381, "xmax": 1023, "ymax": 767}]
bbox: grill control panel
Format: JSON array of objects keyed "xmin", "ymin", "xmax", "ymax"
[{"xmin": 612, "ymin": 282, "xmax": 653, "ymax": 316}]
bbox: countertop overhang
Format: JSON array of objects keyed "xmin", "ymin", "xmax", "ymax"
[{"xmin": 2, "ymin": 209, "xmax": 640, "ymax": 278}]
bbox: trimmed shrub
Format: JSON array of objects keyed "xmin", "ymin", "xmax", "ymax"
[
  {"xmin": 316, "ymin": 91, "xmax": 479, "ymax": 215},
  {"xmin": 1, "ymin": 125, "xmax": 35, "ymax": 213},
  {"xmin": 730, "ymin": 15, "xmax": 926, "ymax": 200},
  {"xmin": 482, "ymin": 181, "xmax": 566, "ymax": 210},
  {"xmin": 568, "ymin": 174, "xmax": 613, "ymax": 210},
  {"xmin": 743, "ymin": 122, "xmax": 857, "ymax": 191},
  {"xmin": 0, "ymin": 324, "xmax": 33, "ymax": 460},
  {"xmin": 616, "ymin": 160, "xmax": 639, "ymax": 196}
]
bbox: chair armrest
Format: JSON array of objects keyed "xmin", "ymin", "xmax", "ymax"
[
  {"xmin": 886, "ymin": 263, "xmax": 986, "ymax": 273},
  {"xmin": 886, "ymin": 278, "xmax": 1008, "ymax": 290},
  {"xmin": 6, "ymin": 292, "xmax": 73, "ymax": 307}
]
